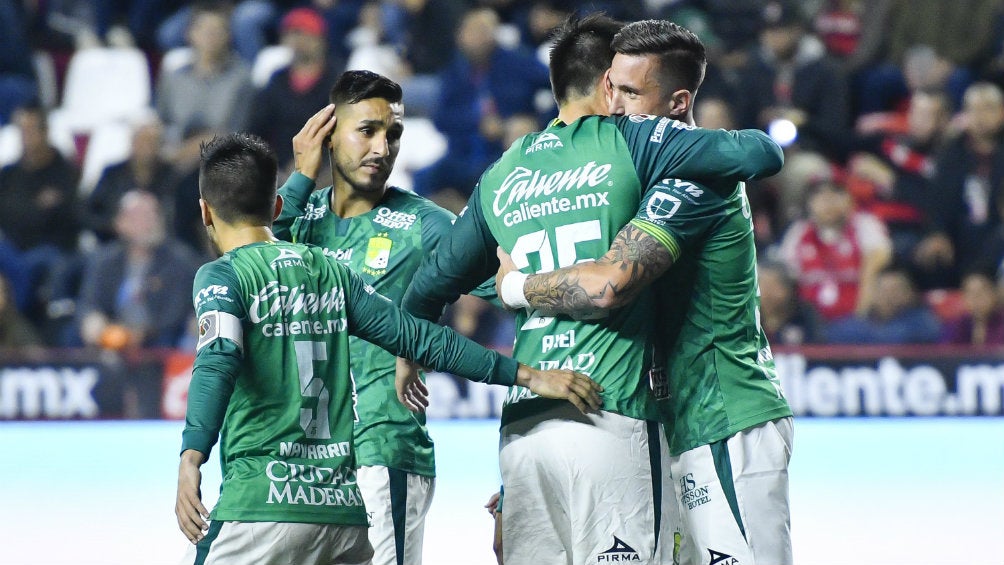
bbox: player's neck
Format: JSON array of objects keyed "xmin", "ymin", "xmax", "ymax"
[
  {"xmin": 215, "ymin": 225, "xmax": 277, "ymax": 254},
  {"xmin": 557, "ymin": 92, "xmax": 606, "ymax": 124},
  {"xmin": 331, "ymin": 182, "xmax": 385, "ymax": 218}
]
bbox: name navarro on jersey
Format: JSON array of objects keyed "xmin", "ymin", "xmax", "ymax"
[
  {"xmin": 249, "ymin": 281, "xmax": 348, "ymax": 337},
  {"xmin": 493, "ymin": 161, "xmax": 613, "ymax": 226}
]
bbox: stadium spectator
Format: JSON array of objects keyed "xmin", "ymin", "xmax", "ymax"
[
  {"xmin": 411, "ymin": 6, "xmax": 550, "ymax": 209},
  {"xmin": 249, "ymin": 6, "xmax": 345, "ymax": 173},
  {"xmin": 914, "ymin": 82, "xmax": 1004, "ymax": 288},
  {"xmin": 0, "ymin": 103, "xmax": 80, "ymax": 322},
  {"xmin": 84, "ymin": 116, "xmax": 178, "ymax": 242},
  {"xmin": 854, "ymin": 0, "xmax": 1002, "ymax": 115},
  {"xmin": 156, "ymin": 1, "xmax": 254, "ymax": 254},
  {"xmin": 73, "ymin": 190, "xmax": 200, "ymax": 350},
  {"xmin": 733, "ymin": 0, "xmax": 851, "ymax": 160},
  {"xmin": 157, "ymin": 0, "xmax": 278, "ymax": 63},
  {"xmin": 827, "ymin": 264, "xmax": 942, "ymax": 343},
  {"xmin": 757, "ymin": 259, "xmax": 824, "ymax": 345},
  {"xmin": 848, "ymin": 88, "xmax": 951, "ymax": 266},
  {"xmin": 941, "ymin": 266, "xmax": 1004, "ymax": 346},
  {"xmin": 778, "ymin": 176, "xmax": 892, "ymax": 321}
]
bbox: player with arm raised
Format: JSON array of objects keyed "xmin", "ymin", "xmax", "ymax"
[
  {"xmin": 271, "ymin": 70, "xmax": 457, "ymax": 565},
  {"xmin": 174, "ymin": 133, "xmax": 601, "ymax": 565}
]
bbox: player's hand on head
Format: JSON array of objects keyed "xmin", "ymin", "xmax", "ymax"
[
  {"xmin": 515, "ymin": 364, "xmax": 603, "ymax": 414},
  {"xmin": 395, "ymin": 357, "xmax": 429, "ymax": 413},
  {"xmin": 175, "ymin": 451, "xmax": 209, "ymax": 544},
  {"xmin": 292, "ymin": 103, "xmax": 337, "ymax": 181}
]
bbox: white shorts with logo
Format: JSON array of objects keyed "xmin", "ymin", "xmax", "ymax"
[
  {"xmin": 357, "ymin": 465, "xmax": 435, "ymax": 565},
  {"xmin": 499, "ymin": 403, "xmax": 667, "ymax": 565},
  {"xmin": 181, "ymin": 521, "xmax": 373, "ymax": 565},
  {"xmin": 670, "ymin": 417, "xmax": 794, "ymax": 565}
]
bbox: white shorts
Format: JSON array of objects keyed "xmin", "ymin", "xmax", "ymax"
[
  {"xmin": 357, "ymin": 465, "xmax": 435, "ymax": 565},
  {"xmin": 499, "ymin": 403, "xmax": 665, "ymax": 565},
  {"xmin": 181, "ymin": 521, "xmax": 373, "ymax": 565},
  {"xmin": 669, "ymin": 417, "xmax": 794, "ymax": 565}
]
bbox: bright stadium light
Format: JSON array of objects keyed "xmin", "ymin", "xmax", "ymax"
[{"xmin": 768, "ymin": 118, "xmax": 798, "ymax": 147}]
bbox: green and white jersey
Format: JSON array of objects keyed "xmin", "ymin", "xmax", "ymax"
[
  {"xmin": 183, "ymin": 241, "xmax": 517, "ymax": 525},
  {"xmin": 631, "ymin": 179, "xmax": 793, "ymax": 455},
  {"xmin": 276, "ymin": 173, "xmax": 454, "ymax": 477},
  {"xmin": 403, "ymin": 115, "xmax": 783, "ymax": 427}
]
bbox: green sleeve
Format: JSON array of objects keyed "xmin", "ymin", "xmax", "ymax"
[
  {"xmin": 614, "ymin": 116, "xmax": 783, "ymax": 185},
  {"xmin": 402, "ymin": 188, "xmax": 501, "ymax": 320},
  {"xmin": 416, "ymin": 201, "xmax": 502, "ymax": 307},
  {"xmin": 347, "ymin": 267, "xmax": 518, "ymax": 385},
  {"xmin": 274, "ymin": 172, "xmax": 317, "ymax": 242},
  {"xmin": 181, "ymin": 261, "xmax": 246, "ymax": 457},
  {"xmin": 630, "ymin": 178, "xmax": 732, "ymax": 261}
]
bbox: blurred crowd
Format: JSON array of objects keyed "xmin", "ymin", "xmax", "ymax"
[{"xmin": 2, "ymin": 0, "xmax": 1004, "ymax": 352}]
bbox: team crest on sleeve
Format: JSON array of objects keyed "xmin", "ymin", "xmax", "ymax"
[
  {"xmin": 197, "ymin": 310, "xmax": 244, "ymax": 351},
  {"xmin": 363, "ymin": 234, "xmax": 393, "ymax": 275},
  {"xmin": 645, "ymin": 191, "xmax": 681, "ymax": 222}
]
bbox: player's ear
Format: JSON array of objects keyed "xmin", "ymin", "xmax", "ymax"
[
  {"xmin": 272, "ymin": 194, "xmax": 284, "ymax": 222},
  {"xmin": 668, "ymin": 89, "xmax": 693, "ymax": 120},
  {"xmin": 199, "ymin": 198, "xmax": 213, "ymax": 228}
]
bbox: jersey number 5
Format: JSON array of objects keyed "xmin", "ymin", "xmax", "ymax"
[{"xmin": 294, "ymin": 340, "xmax": 331, "ymax": 439}]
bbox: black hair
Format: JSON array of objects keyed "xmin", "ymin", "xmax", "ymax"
[
  {"xmin": 199, "ymin": 132, "xmax": 278, "ymax": 225},
  {"xmin": 547, "ymin": 13, "xmax": 624, "ymax": 105},
  {"xmin": 329, "ymin": 70, "xmax": 403, "ymax": 106},
  {"xmin": 611, "ymin": 19, "xmax": 707, "ymax": 95}
]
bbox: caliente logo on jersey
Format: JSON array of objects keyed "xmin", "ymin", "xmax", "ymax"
[
  {"xmin": 524, "ymin": 131, "xmax": 564, "ymax": 154},
  {"xmin": 492, "ymin": 161, "xmax": 612, "ymax": 216}
]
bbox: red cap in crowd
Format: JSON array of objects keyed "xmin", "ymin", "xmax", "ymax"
[{"xmin": 281, "ymin": 7, "xmax": 327, "ymax": 37}]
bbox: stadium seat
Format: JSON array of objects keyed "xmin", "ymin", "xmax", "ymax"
[
  {"xmin": 251, "ymin": 45, "xmax": 293, "ymax": 87},
  {"xmin": 78, "ymin": 121, "xmax": 135, "ymax": 195},
  {"xmin": 56, "ymin": 46, "xmax": 152, "ymax": 133}
]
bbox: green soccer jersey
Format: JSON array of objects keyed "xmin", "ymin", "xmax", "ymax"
[
  {"xmin": 402, "ymin": 115, "xmax": 783, "ymax": 427},
  {"xmin": 183, "ymin": 241, "xmax": 517, "ymax": 525},
  {"xmin": 275, "ymin": 173, "xmax": 453, "ymax": 477},
  {"xmin": 631, "ymin": 179, "xmax": 793, "ymax": 455}
]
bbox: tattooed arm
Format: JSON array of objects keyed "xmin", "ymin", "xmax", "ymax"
[{"xmin": 497, "ymin": 223, "xmax": 673, "ymax": 319}]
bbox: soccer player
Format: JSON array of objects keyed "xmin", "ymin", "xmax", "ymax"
[
  {"xmin": 400, "ymin": 14, "xmax": 783, "ymax": 565},
  {"xmin": 495, "ymin": 19, "xmax": 795, "ymax": 565},
  {"xmin": 174, "ymin": 132, "xmax": 602, "ymax": 565},
  {"xmin": 271, "ymin": 70, "xmax": 450, "ymax": 565}
]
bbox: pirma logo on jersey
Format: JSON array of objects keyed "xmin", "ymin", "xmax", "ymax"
[
  {"xmin": 271, "ymin": 247, "xmax": 305, "ymax": 269},
  {"xmin": 708, "ymin": 549, "xmax": 739, "ymax": 565},
  {"xmin": 524, "ymin": 131, "xmax": 564, "ymax": 154},
  {"xmin": 597, "ymin": 536, "xmax": 640, "ymax": 562},
  {"xmin": 492, "ymin": 161, "xmax": 612, "ymax": 216}
]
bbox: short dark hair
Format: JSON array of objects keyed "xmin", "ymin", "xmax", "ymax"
[
  {"xmin": 199, "ymin": 133, "xmax": 278, "ymax": 225},
  {"xmin": 329, "ymin": 70, "xmax": 403, "ymax": 106},
  {"xmin": 611, "ymin": 19, "xmax": 707, "ymax": 95},
  {"xmin": 548, "ymin": 13, "xmax": 624, "ymax": 105}
]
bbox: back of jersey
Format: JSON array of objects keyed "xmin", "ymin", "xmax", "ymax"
[
  {"xmin": 203, "ymin": 240, "xmax": 364, "ymax": 525},
  {"xmin": 478, "ymin": 117, "xmax": 657, "ymax": 425}
]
